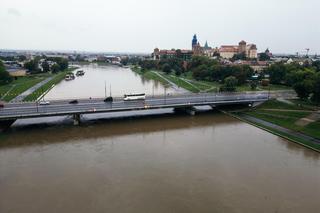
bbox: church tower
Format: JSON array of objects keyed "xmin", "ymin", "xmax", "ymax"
[{"xmin": 192, "ymin": 34, "xmax": 198, "ymax": 49}]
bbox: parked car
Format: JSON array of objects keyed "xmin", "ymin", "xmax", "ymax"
[
  {"xmin": 0, "ymin": 102, "xmax": 4, "ymax": 108},
  {"xmin": 39, "ymin": 100, "xmax": 50, "ymax": 105},
  {"xmin": 69, "ymin": 100, "xmax": 78, "ymax": 104},
  {"xmin": 104, "ymin": 96, "xmax": 113, "ymax": 102}
]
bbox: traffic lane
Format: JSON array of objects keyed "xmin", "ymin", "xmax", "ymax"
[{"xmin": 1, "ymin": 94, "xmax": 268, "ymax": 114}]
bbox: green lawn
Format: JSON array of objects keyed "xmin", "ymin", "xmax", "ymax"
[
  {"xmin": 0, "ymin": 75, "xmax": 48, "ymax": 102},
  {"xmin": 165, "ymin": 74, "xmax": 200, "ymax": 93},
  {"xmin": 256, "ymin": 99, "xmax": 310, "ymax": 111},
  {"xmin": 144, "ymin": 71, "xmax": 170, "ymax": 86},
  {"xmin": 239, "ymin": 115, "xmax": 320, "ymax": 151},
  {"xmin": 245, "ymin": 100, "xmax": 320, "ymax": 140},
  {"xmin": 24, "ymin": 68, "xmax": 76, "ymax": 101}
]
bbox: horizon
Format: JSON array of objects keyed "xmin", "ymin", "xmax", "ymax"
[{"xmin": 1, "ymin": 0, "xmax": 319, "ymax": 54}]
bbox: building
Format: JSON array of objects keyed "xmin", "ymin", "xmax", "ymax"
[
  {"xmin": 219, "ymin": 40, "xmax": 258, "ymax": 59},
  {"xmin": 191, "ymin": 34, "xmax": 204, "ymax": 56},
  {"xmin": 152, "ymin": 48, "xmax": 193, "ymax": 61}
]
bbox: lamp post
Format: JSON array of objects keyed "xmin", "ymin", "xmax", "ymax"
[{"xmin": 164, "ymin": 86, "xmax": 167, "ymax": 104}]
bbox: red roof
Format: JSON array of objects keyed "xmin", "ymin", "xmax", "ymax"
[{"xmin": 219, "ymin": 45, "xmax": 238, "ymax": 53}]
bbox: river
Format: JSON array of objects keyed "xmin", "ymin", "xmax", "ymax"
[
  {"xmin": 0, "ymin": 65, "xmax": 319, "ymax": 213},
  {"xmin": 45, "ymin": 64, "xmax": 179, "ymax": 100}
]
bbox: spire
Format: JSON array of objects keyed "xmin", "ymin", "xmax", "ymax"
[
  {"xmin": 192, "ymin": 34, "xmax": 198, "ymax": 48},
  {"xmin": 204, "ymin": 41, "xmax": 209, "ymax": 49}
]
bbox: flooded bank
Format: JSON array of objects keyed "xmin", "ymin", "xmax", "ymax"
[{"xmin": 45, "ymin": 64, "xmax": 178, "ymax": 100}]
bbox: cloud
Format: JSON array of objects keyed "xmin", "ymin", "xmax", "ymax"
[{"xmin": 7, "ymin": 8, "xmax": 21, "ymax": 17}]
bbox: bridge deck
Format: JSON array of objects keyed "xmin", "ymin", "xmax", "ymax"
[{"xmin": 0, "ymin": 93, "xmax": 269, "ymax": 121}]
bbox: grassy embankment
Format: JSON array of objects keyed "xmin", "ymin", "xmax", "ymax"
[
  {"xmin": 0, "ymin": 73, "xmax": 51, "ymax": 102},
  {"xmin": 235, "ymin": 99, "xmax": 320, "ymax": 151},
  {"xmin": 132, "ymin": 67, "xmax": 291, "ymax": 93},
  {"xmin": 24, "ymin": 68, "xmax": 77, "ymax": 101}
]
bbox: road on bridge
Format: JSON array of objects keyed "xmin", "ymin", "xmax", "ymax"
[{"xmin": 0, "ymin": 92, "xmax": 270, "ymax": 121}]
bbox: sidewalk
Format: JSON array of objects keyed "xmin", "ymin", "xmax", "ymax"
[
  {"xmin": 151, "ymin": 71, "xmax": 189, "ymax": 93},
  {"xmin": 10, "ymin": 76, "xmax": 54, "ymax": 102},
  {"xmin": 241, "ymin": 114, "xmax": 320, "ymax": 144}
]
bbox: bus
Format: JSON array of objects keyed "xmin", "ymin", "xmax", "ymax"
[{"xmin": 124, "ymin": 93, "xmax": 146, "ymax": 101}]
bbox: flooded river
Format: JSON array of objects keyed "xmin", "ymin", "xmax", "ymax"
[
  {"xmin": 45, "ymin": 64, "xmax": 178, "ymax": 100},
  {"xmin": 0, "ymin": 65, "xmax": 319, "ymax": 213}
]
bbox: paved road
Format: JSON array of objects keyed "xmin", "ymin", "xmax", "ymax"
[
  {"xmin": 0, "ymin": 93, "xmax": 269, "ymax": 120},
  {"xmin": 241, "ymin": 114, "xmax": 320, "ymax": 144}
]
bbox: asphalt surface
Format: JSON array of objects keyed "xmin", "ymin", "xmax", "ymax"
[
  {"xmin": 241, "ymin": 114, "xmax": 320, "ymax": 144},
  {"xmin": 0, "ymin": 92, "xmax": 269, "ymax": 120}
]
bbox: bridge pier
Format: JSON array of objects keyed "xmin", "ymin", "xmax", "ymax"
[
  {"xmin": 73, "ymin": 114, "xmax": 81, "ymax": 126},
  {"xmin": 0, "ymin": 119, "xmax": 16, "ymax": 132},
  {"xmin": 174, "ymin": 107, "xmax": 196, "ymax": 116}
]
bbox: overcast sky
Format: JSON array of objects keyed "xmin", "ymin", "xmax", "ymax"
[{"xmin": 0, "ymin": 0, "xmax": 319, "ymax": 54}]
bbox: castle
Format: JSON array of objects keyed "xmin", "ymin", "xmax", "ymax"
[
  {"xmin": 153, "ymin": 35, "xmax": 258, "ymax": 60},
  {"xmin": 219, "ymin": 40, "xmax": 257, "ymax": 59}
]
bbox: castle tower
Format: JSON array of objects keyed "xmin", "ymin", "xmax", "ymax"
[
  {"xmin": 192, "ymin": 34, "xmax": 198, "ymax": 49},
  {"xmin": 239, "ymin": 40, "xmax": 247, "ymax": 54}
]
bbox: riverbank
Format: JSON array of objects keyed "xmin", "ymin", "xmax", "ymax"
[
  {"xmin": 0, "ymin": 73, "xmax": 52, "ymax": 102},
  {"xmin": 225, "ymin": 99, "xmax": 320, "ymax": 152},
  {"xmin": 131, "ymin": 66, "xmax": 293, "ymax": 93},
  {"xmin": 24, "ymin": 68, "xmax": 77, "ymax": 101}
]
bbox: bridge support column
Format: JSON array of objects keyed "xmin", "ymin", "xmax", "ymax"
[
  {"xmin": 73, "ymin": 114, "xmax": 81, "ymax": 126},
  {"xmin": 174, "ymin": 107, "xmax": 196, "ymax": 116},
  {"xmin": 0, "ymin": 119, "xmax": 16, "ymax": 132}
]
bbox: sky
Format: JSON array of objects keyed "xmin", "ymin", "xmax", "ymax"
[{"xmin": 0, "ymin": 0, "xmax": 319, "ymax": 54}]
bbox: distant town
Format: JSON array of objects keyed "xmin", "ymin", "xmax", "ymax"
[{"xmin": 0, "ymin": 34, "xmax": 319, "ymax": 79}]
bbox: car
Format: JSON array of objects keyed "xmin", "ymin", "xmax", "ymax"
[
  {"xmin": 69, "ymin": 100, "xmax": 79, "ymax": 104},
  {"xmin": 104, "ymin": 96, "xmax": 113, "ymax": 102},
  {"xmin": 0, "ymin": 102, "xmax": 4, "ymax": 108},
  {"xmin": 39, "ymin": 100, "xmax": 50, "ymax": 105}
]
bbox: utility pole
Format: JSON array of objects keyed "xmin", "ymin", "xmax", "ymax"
[
  {"xmin": 306, "ymin": 48, "xmax": 310, "ymax": 58},
  {"xmin": 104, "ymin": 81, "xmax": 107, "ymax": 98},
  {"xmin": 164, "ymin": 86, "xmax": 167, "ymax": 104}
]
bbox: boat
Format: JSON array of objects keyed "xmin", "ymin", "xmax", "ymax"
[
  {"xmin": 76, "ymin": 70, "xmax": 85, "ymax": 76},
  {"xmin": 65, "ymin": 75, "xmax": 72, "ymax": 81},
  {"xmin": 65, "ymin": 73, "xmax": 75, "ymax": 81}
]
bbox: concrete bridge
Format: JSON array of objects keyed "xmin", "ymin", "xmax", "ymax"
[{"xmin": 0, "ymin": 92, "xmax": 269, "ymax": 130}]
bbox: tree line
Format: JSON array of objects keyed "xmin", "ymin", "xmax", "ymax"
[
  {"xmin": 264, "ymin": 61, "xmax": 320, "ymax": 102},
  {"xmin": 24, "ymin": 57, "xmax": 69, "ymax": 74},
  {"xmin": 137, "ymin": 56, "xmax": 255, "ymax": 92},
  {"xmin": 0, "ymin": 61, "xmax": 13, "ymax": 86}
]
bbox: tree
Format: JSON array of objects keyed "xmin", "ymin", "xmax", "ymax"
[
  {"xmin": 265, "ymin": 63, "xmax": 287, "ymax": 84},
  {"xmin": 24, "ymin": 59, "xmax": 40, "ymax": 73},
  {"xmin": 259, "ymin": 52, "xmax": 270, "ymax": 61},
  {"xmin": 250, "ymin": 81, "xmax": 258, "ymax": 90},
  {"xmin": 293, "ymin": 80, "xmax": 314, "ymax": 100},
  {"xmin": 232, "ymin": 52, "xmax": 246, "ymax": 61},
  {"xmin": 41, "ymin": 61, "xmax": 50, "ymax": 72},
  {"xmin": 312, "ymin": 60, "xmax": 320, "ymax": 72},
  {"xmin": 221, "ymin": 76, "xmax": 238, "ymax": 92},
  {"xmin": 311, "ymin": 72, "xmax": 320, "ymax": 103},
  {"xmin": 162, "ymin": 63, "xmax": 171, "ymax": 74},
  {"xmin": 0, "ymin": 61, "xmax": 13, "ymax": 85},
  {"xmin": 51, "ymin": 63, "xmax": 61, "ymax": 73}
]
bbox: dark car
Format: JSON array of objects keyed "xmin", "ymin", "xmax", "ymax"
[
  {"xmin": 69, "ymin": 100, "xmax": 79, "ymax": 104},
  {"xmin": 104, "ymin": 96, "xmax": 113, "ymax": 102},
  {"xmin": 0, "ymin": 102, "xmax": 4, "ymax": 108}
]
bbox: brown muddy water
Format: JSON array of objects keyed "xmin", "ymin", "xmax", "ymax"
[
  {"xmin": 0, "ymin": 111, "xmax": 319, "ymax": 213},
  {"xmin": 44, "ymin": 64, "xmax": 179, "ymax": 100}
]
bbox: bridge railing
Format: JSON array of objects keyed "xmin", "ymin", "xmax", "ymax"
[{"xmin": 3, "ymin": 91, "xmax": 270, "ymax": 105}]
